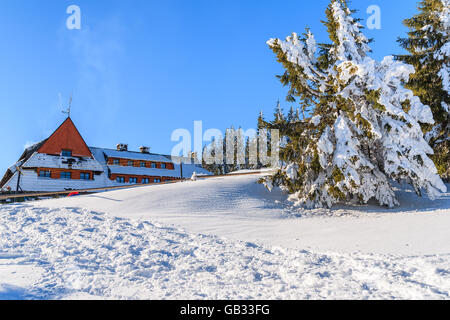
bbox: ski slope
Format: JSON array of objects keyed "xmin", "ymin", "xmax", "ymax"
[
  {"xmin": 0, "ymin": 173, "xmax": 449, "ymax": 299},
  {"xmin": 35, "ymin": 173, "xmax": 450, "ymax": 255}
]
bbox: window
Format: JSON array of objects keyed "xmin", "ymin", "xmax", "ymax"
[
  {"xmin": 129, "ymin": 177, "xmax": 137, "ymax": 184},
  {"xmin": 161, "ymin": 163, "xmax": 166, "ymax": 169},
  {"xmin": 60, "ymin": 172, "xmax": 72, "ymax": 179},
  {"xmin": 116, "ymin": 176, "xmax": 125, "ymax": 183},
  {"xmin": 128, "ymin": 161, "xmax": 134, "ymax": 166},
  {"xmin": 151, "ymin": 163, "xmax": 157, "ymax": 168},
  {"xmin": 154, "ymin": 179, "xmax": 161, "ymax": 183},
  {"xmin": 62, "ymin": 150, "xmax": 72, "ymax": 157},
  {"xmin": 140, "ymin": 162, "xmax": 146, "ymax": 167},
  {"xmin": 39, "ymin": 170, "xmax": 51, "ymax": 178},
  {"xmin": 142, "ymin": 178, "xmax": 149, "ymax": 184},
  {"xmin": 113, "ymin": 159, "xmax": 120, "ymax": 165},
  {"xmin": 80, "ymin": 173, "xmax": 91, "ymax": 180}
]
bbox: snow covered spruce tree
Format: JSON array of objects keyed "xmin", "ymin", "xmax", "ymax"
[
  {"xmin": 262, "ymin": 0, "xmax": 447, "ymax": 208},
  {"xmin": 396, "ymin": 0, "xmax": 450, "ymax": 180}
]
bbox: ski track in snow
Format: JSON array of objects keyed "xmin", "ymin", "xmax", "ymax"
[{"xmin": 0, "ymin": 204, "xmax": 449, "ymax": 300}]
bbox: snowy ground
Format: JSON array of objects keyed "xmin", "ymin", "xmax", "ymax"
[{"xmin": 0, "ymin": 173, "xmax": 449, "ymax": 299}]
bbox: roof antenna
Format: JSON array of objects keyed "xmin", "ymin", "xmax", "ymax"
[{"xmin": 61, "ymin": 93, "xmax": 72, "ymax": 118}]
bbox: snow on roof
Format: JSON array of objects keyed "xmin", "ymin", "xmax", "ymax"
[
  {"xmin": 178, "ymin": 164, "xmax": 212, "ymax": 177},
  {"xmin": 92, "ymin": 147, "xmax": 172, "ymax": 163},
  {"xmin": 24, "ymin": 140, "xmax": 45, "ymax": 153},
  {"xmin": 169, "ymin": 155, "xmax": 198, "ymax": 165},
  {"xmin": 108, "ymin": 165, "xmax": 181, "ymax": 178},
  {"xmin": 90, "ymin": 147, "xmax": 212, "ymax": 178},
  {"xmin": 7, "ymin": 160, "xmax": 23, "ymax": 174},
  {"xmin": 22, "ymin": 152, "xmax": 104, "ymax": 171}
]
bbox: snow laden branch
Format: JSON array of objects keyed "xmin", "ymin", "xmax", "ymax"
[
  {"xmin": 396, "ymin": 0, "xmax": 449, "ymax": 180},
  {"xmin": 267, "ymin": 31, "xmax": 330, "ymax": 98},
  {"xmin": 264, "ymin": 0, "xmax": 447, "ymax": 209},
  {"xmin": 435, "ymin": 0, "xmax": 450, "ymax": 106}
]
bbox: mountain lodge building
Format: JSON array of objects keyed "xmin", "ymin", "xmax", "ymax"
[{"xmin": 0, "ymin": 117, "xmax": 210, "ymax": 192}]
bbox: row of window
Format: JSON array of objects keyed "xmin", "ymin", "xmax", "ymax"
[
  {"xmin": 115, "ymin": 176, "xmax": 162, "ymax": 184},
  {"xmin": 80, "ymin": 173, "xmax": 91, "ymax": 180},
  {"xmin": 38, "ymin": 170, "xmax": 91, "ymax": 180},
  {"xmin": 39, "ymin": 171, "xmax": 51, "ymax": 178},
  {"xmin": 111, "ymin": 159, "xmax": 168, "ymax": 169},
  {"xmin": 59, "ymin": 151, "xmax": 171, "ymax": 171},
  {"xmin": 38, "ymin": 170, "xmax": 168, "ymax": 184}
]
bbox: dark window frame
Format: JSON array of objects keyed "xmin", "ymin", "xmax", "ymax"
[
  {"xmin": 129, "ymin": 177, "xmax": 138, "ymax": 184},
  {"xmin": 116, "ymin": 176, "xmax": 125, "ymax": 183},
  {"xmin": 80, "ymin": 172, "xmax": 91, "ymax": 180},
  {"xmin": 61, "ymin": 150, "xmax": 72, "ymax": 157},
  {"xmin": 60, "ymin": 172, "xmax": 72, "ymax": 180},
  {"xmin": 39, "ymin": 170, "xmax": 51, "ymax": 178}
]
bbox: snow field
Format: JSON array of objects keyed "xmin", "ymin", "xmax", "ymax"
[{"xmin": 0, "ymin": 204, "xmax": 449, "ymax": 300}]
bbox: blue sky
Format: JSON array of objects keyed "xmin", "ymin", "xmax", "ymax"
[{"xmin": 0, "ymin": 0, "xmax": 418, "ymax": 174}]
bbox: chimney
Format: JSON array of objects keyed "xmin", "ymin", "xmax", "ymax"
[
  {"xmin": 140, "ymin": 146, "xmax": 150, "ymax": 154},
  {"xmin": 117, "ymin": 143, "xmax": 128, "ymax": 152}
]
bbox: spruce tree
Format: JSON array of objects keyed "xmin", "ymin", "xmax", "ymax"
[
  {"xmin": 287, "ymin": 106, "xmax": 296, "ymax": 123},
  {"xmin": 264, "ymin": 0, "xmax": 447, "ymax": 208},
  {"xmin": 257, "ymin": 111, "xmax": 271, "ymax": 169},
  {"xmin": 203, "ymin": 137, "xmax": 224, "ymax": 175},
  {"xmin": 244, "ymin": 137, "xmax": 250, "ymax": 169},
  {"xmin": 396, "ymin": 0, "xmax": 449, "ymax": 180},
  {"xmin": 295, "ymin": 108, "xmax": 301, "ymax": 121}
]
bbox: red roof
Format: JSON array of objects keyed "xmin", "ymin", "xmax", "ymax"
[{"xmin": 38, "ymin": 117, "xmax": 93, "ymax": 157}]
